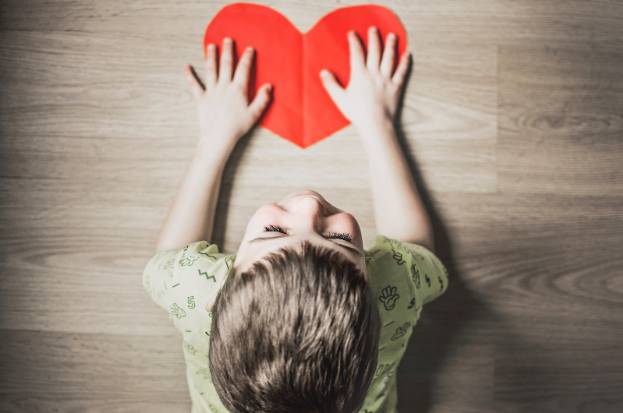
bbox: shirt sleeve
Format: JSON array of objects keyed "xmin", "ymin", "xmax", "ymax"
[
  {"xmin": 142, "ymin": 240, "xmax": 235, "ymax": 350},
  {"xmin": 400, "ymin": 239, "xmax": 449, "ymax": 306},
  {"xmin": 370, "ymin": 234, "xmax": 449, "ymax": 307}
]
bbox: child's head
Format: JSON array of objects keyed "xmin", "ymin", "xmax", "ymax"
[
  {"xmin": 209, "ymin": 190, "xmax": 380, "ymax": 412},
  {"xmin": 232, "ymin": 189, "xmax": 367, "ymax": 276}
]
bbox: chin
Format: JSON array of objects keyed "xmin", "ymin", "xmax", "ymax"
[{"xmin": 285, "ymin": 188, "xmax": 322, "ymax": 199}]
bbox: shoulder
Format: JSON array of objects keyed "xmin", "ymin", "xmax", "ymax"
[
  {"xmin": 365, "ymin": 234, "xmax": 449, "ymax": 307},
  {"xmin": 142, "ymin": 240, "xmax": 236, "ymax": 319},
  {"xmin": 147, "ymin": 240, "xmax": 234, "ymax": 271},
  {"xmin": 178, "ymin": 240, "xmax": 235, "ymax": 271}
]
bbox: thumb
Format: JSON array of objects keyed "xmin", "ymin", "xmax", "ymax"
[
  {"xmin": 184, "ymin": 64, "xmax": 203, "ymax": 101},
  {"xmin": 319, "ymin": 69, "xmax": 344, "ymax": 105},
  {"xmin": 248, "ymin": 83, "xmax": 272, "ymax": 120}
]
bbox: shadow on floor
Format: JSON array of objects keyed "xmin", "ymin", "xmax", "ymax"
[
  {"xmin": 393, "ymin": 112, "xmax": 486, "ymax": 411},
  {"xmin": 391, "ymin": 89, "xmax": 553, "ymax": 413}
]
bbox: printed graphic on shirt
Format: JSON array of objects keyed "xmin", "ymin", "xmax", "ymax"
[
  {"xmin": 374, "ymin": 361, "xmax": 397, "ymax": 379},
  {"xmin": 411, "ymin": 262, "xmax": 421, "ymax": 289},
  {"xmin": 198, "ymin": 268, "xmax": 217, "ymax": 283},
  {"xmin": 379, "ymin": 285, "xmax": 400, "ymax": 311},
  {"xmin": 169, "ymin": 303, "xmax": 187, "ymax": 319},
  {"xmin": 390, "ymin": 322, "xmax": 411, "ymax": 341},
  {"xmin": 391, "ymin": 248, "xmax": 406, "ymax": 265},
  {"xmin": 187, "ymin": 296, "xmax": 196, "ymax": 309}
]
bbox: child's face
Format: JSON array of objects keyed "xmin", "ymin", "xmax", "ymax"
[{"xmin": 233, "ymin": 189, "xmax": 367, "ymax": 276}]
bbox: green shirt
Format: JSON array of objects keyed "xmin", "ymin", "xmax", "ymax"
[{"xmin": 142, "ymin": 234, "xmax": 449, "ymax": 413}]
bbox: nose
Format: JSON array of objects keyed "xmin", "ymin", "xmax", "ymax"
[
  {"xmin": 289, "ymin": 196, "xmax": 327, "ymax": 230},
  {"xmin": 292, "ymin": 196, "xmax": 326, "ymax": 215}
]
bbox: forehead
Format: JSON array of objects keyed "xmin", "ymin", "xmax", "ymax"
[{"xmin": 238, "ymin": 236, "xmax": 364, "ymax": 273}]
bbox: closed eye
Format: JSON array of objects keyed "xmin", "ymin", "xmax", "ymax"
[{"xmin": 263, "ymin": 224, "xmax": 353, "ymax": 242}]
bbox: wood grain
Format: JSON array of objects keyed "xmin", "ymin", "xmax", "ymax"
[{"xmin": 1, "ymin": 1, "xmax": 622, "ymax": 412}]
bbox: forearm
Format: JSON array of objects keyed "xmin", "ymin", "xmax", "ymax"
[
  {"xmin": 155, "ymin": 139, "xmax": 230, "ymax": 252},
  {"xmin": 357, "ymin": 117, "xmax": 435, "ymax": 251}
]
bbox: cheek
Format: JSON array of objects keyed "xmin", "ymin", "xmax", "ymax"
[
  {"xmin": 245, "ymin": 205, "xmax": 281, "ymax": 234},
  {"xmin": 335, "ymin": 213, "xmax": 360, "ymax": 233},
  {"xmin": 332, "ymin": 214, "xmax": 363, "ymax": 245}
]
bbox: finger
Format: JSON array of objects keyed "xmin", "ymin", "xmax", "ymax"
[
  {"xmin": 233, "ymin": 46, "xmax": 254, "ymax": 95},
  {"xmin": 319, "ymin": 69, "xmax": 345, "ymax": 106},
  {"xmin": 391, "ymin": 50, "xmax": 411, "ymax": 88},
  {"xmin": 366, "ymin": 26, "xmax": 381, "ymax": 74},
  {"xmin": 204, "ymin": 43, "xmax": 217, "ymax": 87},
  {"xmin": 219, "ymin": 37, "xmax": 234, "ymax": 83},
  {"xmin": 347, "ymin": 30, "xmax": 366, "ymax": 72},
  {"xmin": 380, "ymin": 32, "xmax": 396, "ymax": 78},
  {"xmin": 184, "ymin": 64, "xmax": 204, "ymax": 100},
  {"xmin": 248, "ymin": 83, "xmax": 272, "ymax": 120}
]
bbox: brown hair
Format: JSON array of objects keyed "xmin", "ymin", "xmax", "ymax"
[{"xmin": 208, "ymin": 240, "xmax": 381, "ymax": 413}]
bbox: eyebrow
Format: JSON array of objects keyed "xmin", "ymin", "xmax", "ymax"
[{"xmin": 249, "ymin": 234, "xmax": 363, "ymax": 256}]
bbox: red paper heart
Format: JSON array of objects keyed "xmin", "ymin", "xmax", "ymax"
[{"xmin": 203, "ymin": 2, "xmax": 407, "ymax": 149}]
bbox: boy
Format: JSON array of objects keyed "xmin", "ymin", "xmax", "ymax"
[{"xmin": 143, "ymin": 26, "xmax": 449, "ymax": 413}]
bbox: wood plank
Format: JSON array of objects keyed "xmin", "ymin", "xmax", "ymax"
[
  {"xmin": 0, "ymin": 329, "xmax": 191, "ymax": 412},
  {"xmin": 1, "ymin": 1, "xmax": 622, "ymax": 412},
  {"xmin": 497, "ymin": 43, "xmax": 623, "ymax": 195}
]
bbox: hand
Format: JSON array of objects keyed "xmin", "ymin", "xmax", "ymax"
[
  {"xmin": 319, "ymin": 26, "xmax": 411, "ymax": 133},
  {"xmin": 184, "ymin": 37, "xmax": 273, "ymax": 153}
]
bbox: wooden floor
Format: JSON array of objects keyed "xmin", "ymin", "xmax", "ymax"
[{"xmin": 1, "ymin": 1, "xmax": 622, "ymax": 412}]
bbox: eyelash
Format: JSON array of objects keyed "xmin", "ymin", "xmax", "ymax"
[{"xmin": 263, "ymin": 224, "xmax": 353, "ymax": 242}]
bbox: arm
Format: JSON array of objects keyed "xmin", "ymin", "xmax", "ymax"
[
  {"xmin": 155, "ymin": 36, "xmax": 272, "ymax": 251},
  {"xmin": 357, "ymin": 117, "xmax": 434, "ymax": 251},
  {"xmin": 319, "ymin": 27, "xmax": 434, "ymax": 251},
  {"xmin": 155, "ymin": 143, "xmax": 229, "ymax": 251}
]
